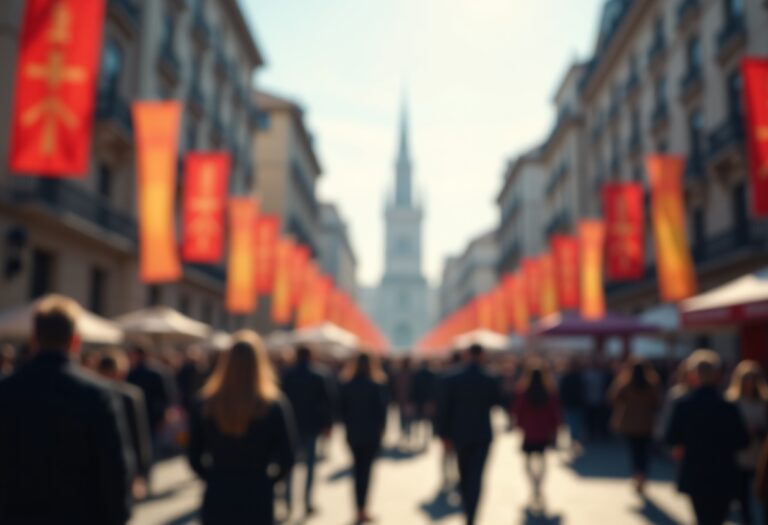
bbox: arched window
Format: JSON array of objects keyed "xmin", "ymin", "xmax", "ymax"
[{"xmin": 98, "ymin": 38, "xmax": 123, "ymax": 98}]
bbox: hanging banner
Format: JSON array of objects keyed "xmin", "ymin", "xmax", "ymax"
[
  {"xmin": 491, "ymin": 287, "xmax": 508, "ymax": 334},
  {"xmin": 254, "ymin": 215, "xmax": 280, "ymax": 294},
  {"xmin": 133, "ymin": 101, "xmax": 182, "ymax": 283},
  {"xmin": 271, "ymin": 238, "xmax": 295, "ymax": 325},
  {"xmin": 603, "ymin": 182, "xmax": 645, "ymax": 280},
  {"xmin": 539, "ymin": 252, "xmax": 559, "ymax": 317},
  {"xmin": 743, "ymin": 58, "xmax": 768, "ymax": 217},
  {"xmin": 226, "ymin": 198, "xmax": 257, "ymax": 313},
  {"xmin": 646, "ymin": 155, "xmax": 698, "ymax": 302},
  {"xmin": 476, "ymin": 294, "xmax": 494, "ymax": 331},
  {"xmin": 579, "ymin": 220, "xmax": 606, "ymax": 320},
  {"xmin": 289, "ymin": 245, "xmax": 311, "ymax": 309},
  {"xmin": 512, "ymin": 272, "xmax": 530, "ymax": 336},
  {"xmin": 522, "ymin": 258, "xmax": 542, "ymax": 318},
  {"xmin": 296, "ymin": 263, "xmax": 320, "ymax": 328},
  {"xmin": 182, "ymin": 153, "xmax": 230, "ymax": 263},
  {"xmin": 501, "ymin": 274, "xmax": 517, "ymax": 328},
  {"xmin": 551, "ymin": 235, "xmax": 580, "ymax": 309},
  {"xmin": 9, "ymin": 0, "xmax": 106, "ymax": 176}
]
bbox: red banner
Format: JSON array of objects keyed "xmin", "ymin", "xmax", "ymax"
[
  {"xmin": 133, "ymin": 101, "xmax": 182, "ymax": 283},
  {"xmin": 579, "ymin": 220, "xmax": 606, "ymax": 320},
  {"xmin": 522, "ymin": 258, "xmax": 541, "ymax": 318},
  {"xmin": 9, "ymin": 0, "xmax": 106, "ymax": 176},
  {"xmin": 491, "ymin": 287, "xmax": 508, "ymax": 334},
  {"xmin": 743, "ymin": 58, "xmax": 768, "ymax": 217},
  {"xmin": 646, "ymin": 155, "xmax": 697, "ymax": 302},
  {"xmin": 271, "ymin": 238, "xmax": 295, "ymax": 325},
  {"xmin": 226, "ymin": 198, "xmax": 257, "ymax": 313},
  {"xmin": 512, "ymin": 272, "xmax": 530, "ymax": 336},
  {"xmin": 182, "ymin": 153, "xmax": 230, "ymax": 263},
  {"xmin": 539, "ymin": 252, "xmax": 559, "ymax": 317},
  {"xmin": 289, "ymin": 245, "xmax": 310, "ymax": 309},
  {"xmin": 296, "ymin": 263, "xmax": 321, "ymax": 328},
  {"xmin": 551, "ymin": 235, "xmax": 580, "ymax": 309},
  {"xmin": 603, "ymin": 183, "xmax": 645, "ymax": 280},
  {"xmin": 254, "ymin": 215, "xmax": 280, "ymax": 294}
]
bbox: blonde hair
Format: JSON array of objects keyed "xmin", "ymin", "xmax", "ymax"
[
  {"xmin": 342, "ymin": 352, "xmax": 387, "ymax": 384},
  {"xmin": 201, "ymin": 330, "xmax": 279, "ymax": 436},
  {"xmin": 726, "ymin": 360, "xmax": 768, "ymax": 402}
]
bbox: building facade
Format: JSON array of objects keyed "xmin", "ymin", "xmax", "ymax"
[
  {"xmin": 0, "ymin": 0, "xmax": 263, "ymax": 330},
  {"xmin": 253, "ymin": 90, "xmax": 323, "ymax": 257},
  {"xmin": 374, "ymin": 102, "xmax": 429, "ymax": 350},
  {"xmin": 318, "ymin": 202, "xmax": 358, "ymax": 299}
]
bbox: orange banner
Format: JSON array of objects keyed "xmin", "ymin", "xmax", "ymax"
[
  {"xmin": 254, "ymin": 215, "xmax": 280, "ymax": 294},
  {"xmin": 646, "ymin": 155, "xmax": 697, "ymax": 302},
  {"xmin": 182, "ymin": 153, "xmax": 230, "ymax": 263},
  {"xmin": 289, "ymin": 245, "xmax": 311, "ymax": 309},
  {"xmin": 133, "ymin": 101, "xmax": 182, "ymax": 283},
  {"xmin": 491, "ymin": 287, "xmax": 508, "ymax": 334},
  {"xmin": 476, "ymin": 294, "xmax": 494, "ymax": 331},
  {"xmin": 579, "ymin": 220, "xmax": 606, "ymax": 320},
  {"xmin": 743, "ymin": 58, "xmax": 768, "ymax": 217},
  {"xmin": 551, "ymin": 235, "xmax": 580, "ymax": 309},
  {"xmin": 512, "ymin": 272, "xmax": 530, "ymax": 336},
  {"xmin": 9, "ymin": 0, "xmax": 106, "ymax": 176},
  {"xmin": 539, "ymin": 252, "xmax": 559, "ymax": 317},
  {"xmin": 296, "ymin": 263, "xmax": 321, "ymax": 328},
  {"xmin": 603, "ymin": 182, "xmax": 645, "ymax": 280},
  {"xmin": 522, "ymin": 258, "xmax": 541, "ymax": 318},
  {"xmin": 226, "ymin": 198, "xmax": 257, "ymax": 313},
  {"xmin": 271, "ymin": 238, "xmax": 295, "ymax": 325}
]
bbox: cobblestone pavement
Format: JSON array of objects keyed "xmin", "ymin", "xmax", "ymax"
[{"xmin": 131, "ymin": 416, "xmax": 744, "ymax": 525}]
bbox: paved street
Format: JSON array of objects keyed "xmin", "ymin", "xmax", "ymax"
[{"xmin": 130, "ymin": 414, "xmax": 718, "ymax": 525}]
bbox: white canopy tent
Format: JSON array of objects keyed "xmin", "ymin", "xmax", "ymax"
[
  {"xmin": 114, "ymin": 306, "xmax": 211, "ymax": 344},
  {"xmin": 0, "ymin": 295, "xmax": 124, "ymax": 345},
  {"xmin": 286, "ymin": 323, "xmax": 359, "ymax": 359}
]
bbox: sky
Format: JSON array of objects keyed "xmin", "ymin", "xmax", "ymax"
[{"xmin": 241, "ymin": 0, "xmax": 605, "ymax": 287}]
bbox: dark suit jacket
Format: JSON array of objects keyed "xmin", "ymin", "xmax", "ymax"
[
  {"xmin": 666, "ymin": 386, "xmax": 749, "ymax": 497},
  {"xmin": 127, "ymin": 362, "xmax": 175, "ymax": 432},
  {"xmin": 112, "ymin": 380, "xmax": 153, "ymax": 478},
  {"xmin": 340, "ymin": 375, "xmax": 388, "ymax": 446},
  {"xmin": 410, "ymin": 367, "xmax": 437, "ymax": 406},
  {"xmin": 436, "ymin": 363, "xmax": 503, "ymax": 446},
  {"xmin": 0, "ymin": 352, "xmax": 133, "ymax": 525},
  {"xmin": 281, "ymin": 362, "xmax": 334, "ymax": 438}
]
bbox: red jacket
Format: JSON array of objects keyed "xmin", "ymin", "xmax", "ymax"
[{"xmin": 513, "ymin": 392, "xmax": 561, "ymax": 443}]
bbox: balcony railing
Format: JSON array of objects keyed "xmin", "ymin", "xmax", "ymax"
[
  {"xmin": 707, "ymin": 113, "xmax": 745, "ymax": 162},
  {"xmin": 214, "ymin": 49, "xmax": 229, "ymax": 80},
  {"xmin": 157, "ymin": 42, "xmax": 181, "ymax": 84},
  {"xmin": 717, "ymin": 16, "xmax": 746, "ymax": 57},
  {"xmin": 646, "ymin": 37, "xmax": 667, "ymax": 70},
  {"xmin": 625, "ymin": 74, "xmax": 640, "ymax": 100},
  {"xmin": 188, "ymin": 82, "xmax": 205, "ymax": 114},
  {"xmin": 680, "ymin": 67, "xmax": 702, "ymax": 99},
  {"xmin": 684, "ymin": 153, "xmax": 705, "ymax": 180},
  {"xmin": 9, "ymin": 179, "xmax": 137, "ymax": 242},
  {"xmin": 95, "ymin": 87, "xmax": 132, "ymax": 137},
  {"xmin": 651, "ymin": 102, "xmax": 669, "ymax": 131},
  {"xmin": 628, "ymin": 132, "xmax": 642, "ymax": 156},
  {"xmin": 545, "ymin": 210, "xmax": 571, "ymax": 237},
  {"xmin": 191, "ymin": 12, "xmax": 212, "ymax": 48}
]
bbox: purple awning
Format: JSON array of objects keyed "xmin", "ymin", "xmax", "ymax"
[{"xmin": 534, "ymin": 311, "xmax": 660, "ymax": 337}]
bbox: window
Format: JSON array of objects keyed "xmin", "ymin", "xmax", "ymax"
[
  {"xmin": 97, "ymin": 165, "xmax": 113, "ymax": 200},
  {"xmin": 655, "ymin": 75, "xmax": 666, "ymax": 107},
  {"xmin": 29, "ymin": 249, "xmax": 54, "ymax": 300},
  {"xmin": 688, "ymin": 110, "xmax": 704, "ymax": 165},
  {"xmin": 186, "ymin": 125, "xmax": 197, "ymax": 151},
  {"xmin": 89, "ymin": 267, "xmax": 106, "ymax": 315},
  {"xmin": 98, "ymin": 38, "xmax": 123, "ymax": 98},
  {"xmin": 686, "ymin": 36, "xmax": 701, "ymax": 72},
  {"xmin": 653, "ymin": 16, "xmax": 665, "ymax": 46},
  {"xmin": 147, "ymin": 285, "xmax": 162, "ymax": 306},
  {"xmin": 727, "ymin": 70, "xmax": 743, "ymax": 118},
  {"xmin": 201, "ymin": 300, "xmax": 213, "ymax": 325},
  {"xmin": 724, "ymin": 0, "xmax": 744, "ymax": 22},
  {"xmin": 692, "ymin": 208, "xmax": 706, "ymax": 257}
]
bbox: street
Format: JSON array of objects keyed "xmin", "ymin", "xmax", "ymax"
[{"xmin": 132, "ymin": 415, "xmax": 704, "ymax": 525}]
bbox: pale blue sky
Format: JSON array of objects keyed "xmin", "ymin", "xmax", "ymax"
[{"xmin": 242, "ymin": 0, "xmax": 605, "ymax": 286}]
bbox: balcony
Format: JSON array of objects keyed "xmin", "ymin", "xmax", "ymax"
[
  {"xmin": 107, "ymin": 0, "xmax": 141, "ymax": 37},
  {"xmin": 545, "ymin": 165, "xmax": 568, "ymax": 198},
  {"xmin": 692, "ymin": 224, "xmax": 768, "ymax": 267},
  {"xmin": 679, "ymin": 67, "xmax": 703, "ymax": 104},
  {"xmin": 500, "ymin": 196, "xmax": 521, "ymax": 224},
  {"xmin": 625, "ymin": 74, "xmax": 640, "ymax": 101},
  {"xmin": 684, "ymin": 153, "xmax": 706, "ymax": 182},
  {"xmin": 627, "ymin": 132, "xmax": 642, "ymax": 157},
  {"xmin": 191, "ymin": 12, "xmax": 212, "ymax": 49},
  {"xmin": 676, "ymin": 0, "xmax": 701, "ymax": 31},
  {"xmin": 650, "ymin": 102, "xmax": 670, "ymax": 134},
  {"xmin": 95, "ymin": 87, "xmax": 132, "ymax": 150},
  {"xmin": 717, "ymin": 16, "xmax": 746, "ymax": 64},
  {"xmin": 214, "ymin": 49, "xmax": 229, "ymax": 81},
  {"xmin": 707, "ymin": 112, "xmax": 745, "ymax": 171},
  {"xmin": 497, "ymin": 240, "xmax": 522, "ymax": 274},
  {"xmin": 545, "ymin": 210, "xmax": 571, "ymax": 237},
  {"xmin": 646, "ymin": 37, "xmax": 667, "ymax": 73},
  {"xmin": 188, "ymin": 82, "xmax": 205, "ymax": 118},
  {"xmin": 210, "ymin": 114, "xmax": 225, "ymax": 145},
  {"xmin": 157, "ymin": 42, "xmax": 181, "ymax": 85},
  {"xmin": 8, "ymin": 179, "xmax": 137, "ymax": 244},
  {"xmin": 188, "ymin": 264, "xmax": 226, "ymax": 283}
]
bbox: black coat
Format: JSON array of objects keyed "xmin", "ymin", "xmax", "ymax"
[
  {"xmin": 435, "ymin": 363, "xmax": 503, "ymax": 446},
  {"xmin": 112, "ymin": 381, "xmax": 153, "ymax": 478},
  {"xmin": 340, "ymin": 375, "xmax": 388, "ymax": 446},
  {"xmin": 187, "ymin": 396, "xmax": 297, "ymax": 525},
  {"xmin": 0, "ymin": 352, "xmax": 133, "ymax": 525},
  {"xmin": 410, "ymin": 367, "xmax": 438, "ymax": 406},
  {"xmin": 127, "ymin": 362, "xmax": 175, "ymax": 432},
  {"xmin": 559, "ymin": 371, "xmax": 585, "ymax": 409},
  {"xmin": 665, "ymin": 386, "xmax": 749, "ymax": 497},
  {"xmin": 281, "ymin": 362, "xmax": 335, "ymax": 438}
]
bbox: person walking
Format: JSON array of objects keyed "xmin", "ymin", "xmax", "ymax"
[
  {"xmin": 393, "ymin": 357, "xmax": 415, "ymax": 448},
  {"xmin": 436, "ymin": 344, "xmax": 503, "ymax": 525},
  {"xmin": 410, "ymin": 359, "xmax": 438, "ymax": 450},
  {"xmin": 0, "ymin": 295, "xmax": 133, "ymax": 525},
  {"xmin": 340, "ymin": 352, "xmax": 388, "ymax": 524},
  {"xmin": 726, "ymin": 360, "xmax": 768, "ymax": 525},
  {"xmin": 666, "ymin": 349, "xmax": 749, "ymax": 525},
  {"xmin": 512, "ymin": 360, "xmax": 561, "ymax": 511},
  {"xmin": 281, "ymin": 345, "xmax": 335, "ymax": 517},
  {"xmin": 609, "ymin": 360, "xmax": 661, "ymax": 495},
  {"xmin": 187, "ymin": 331, "xmax": 297, "ymax": 525},
  {"xmin": 98, "ymin": 349, "xmax": 154, "ymax": 502},
  {"xmin": 558, "ymin": 357, "xmax": 585, "ymax": 454}
]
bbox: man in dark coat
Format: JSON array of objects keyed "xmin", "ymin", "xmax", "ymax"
[
  {"xmin": 281, "ymin": 345, "xmax": 335, "ymax": 516},
  {"xmin": 98, "ymin": 349, "xmax": 153, "ymax": 501},
  {"xmin": 666, "ymin": 349, "xmax": 749, "ymax": 525},
  {"xmin": 410, "ymin": 360, "xmax": 437, "ymax": 449},
  {"xmin": 0, "ymin": 295, "xmax": 133, "ymax": 525},
  {"xmin": 436, "ymin": 344, "xmax": 503, "ymax": 525}
]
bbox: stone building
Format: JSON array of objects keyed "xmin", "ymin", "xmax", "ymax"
[{"xmin": 318, "ymin": 202, "xmax": 358, "ymax": 299}]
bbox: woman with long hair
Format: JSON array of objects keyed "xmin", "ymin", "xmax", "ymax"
[
  {"xmin": 340, "ymin": 352, "xmax": 388, "ymax": 524},
  {"xmin": 609, "ymin": 360, "xmax": 660, "ymax": 496},
  {"xmin": 187, "ymin": 331, "xmax": 297, "ymax": 525},
  {"xmin": 726, "ymin": 360, "xmax": 768, "ymax": 525},
  {"xmin": 512, "ymin": 360, "xmax": 561, "ymax": 511}
]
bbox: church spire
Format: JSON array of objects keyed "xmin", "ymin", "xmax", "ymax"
[{"xmin": 395, "ymin": 95, "xmax": 413, "ymax": 207}]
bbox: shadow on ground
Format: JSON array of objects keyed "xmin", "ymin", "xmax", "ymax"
[
  {"xmin": 162, "ymin": 508, "xmax": 199, "ymax": 525},
  {"xmin": 629, "ymin": 496, "xmax": 682, "ymax": 525},
  {"xmin": 565, "ymin": 442, "xmax": 677, "ymax": 482},
  {"xmin": 138, "ymin": 478, "xmax": 199, "ymax": 505},
  {"xmin": 519, "ymin": 508, "xmax": 563, "ymax": 525},
  {"xmin": 420, "ymin": 489, "xmax": 462, "ymax": 520}
]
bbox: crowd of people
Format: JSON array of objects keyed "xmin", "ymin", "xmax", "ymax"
[{"xmin": 2, "ymin": 295, "xmax": 768, "ymax": 525}]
